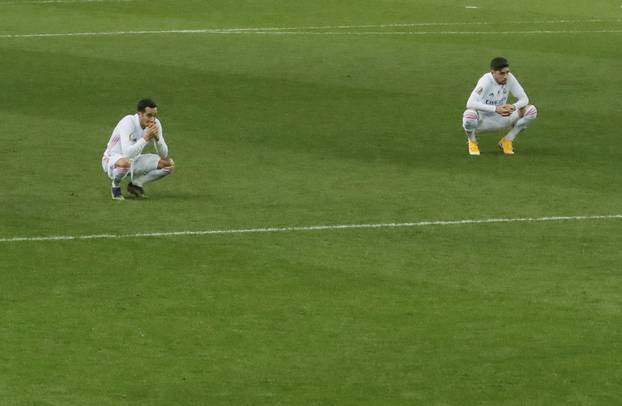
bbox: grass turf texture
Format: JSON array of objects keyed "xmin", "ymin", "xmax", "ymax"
[{"xmin": 1, "ymin": 0, "xmax": 621, "ymax": 404}]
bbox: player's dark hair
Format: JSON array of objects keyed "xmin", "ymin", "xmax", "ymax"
[
  {"xmin": 490, "ymin": 57, "xmax": 509, "ymax": 71},
  {"xmin": 137, "ymin": 98, "xmax": 157, "ymax": 112}
]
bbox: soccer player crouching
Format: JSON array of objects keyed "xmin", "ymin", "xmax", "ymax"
[
  {"xmin": 101, "ymin": 99, "xmax": 175, "ymax": 200},
  {"xmin": 462, "ymin": 57, "xmax": 538, "ymax": 155}
]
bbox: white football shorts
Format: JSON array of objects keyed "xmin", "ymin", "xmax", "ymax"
[
  {"xmin": 476, "ymin": 110, "xmax": 521, "ymax": 133},
  {"xmin": 102, "ymin": 153, "xmax": 160, "ymax": 180}
]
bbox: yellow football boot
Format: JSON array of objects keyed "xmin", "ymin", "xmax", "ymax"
[
  {"xmin": 498, "ymin": 137, "xmax": 514, "ymax": 155},
  {"xmin": 467, "ymin": 140, "xmax": 480, "ymax": 156}
]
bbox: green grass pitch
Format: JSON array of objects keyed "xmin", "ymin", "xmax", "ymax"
[{"xmin": 1, "ymin": 0, "xmax": 622, "ymax": 404}]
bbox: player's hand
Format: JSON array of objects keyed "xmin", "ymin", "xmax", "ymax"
[
  {"xmin": 496, "ymin": 104, "xmax": 515, "ymax": 117},
  {"xmin": 144, "ymin": 123, "xmax": 159, "ymax": 141}
]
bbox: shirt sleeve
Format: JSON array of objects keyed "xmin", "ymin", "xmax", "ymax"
[
  {"xmin": 466, "ymin": 76, "xmax": 496, "ymax": 113},
  {"xmin": 118, "ymin": 117, "xmax": 147, "ymax": 159},
  {"xmin": 153, "ymin": 119, "xmax": 169, "ymax": 158},
  {"xmin": 509, "ymin": 74, "xmax": 529, "ymax": 109}
]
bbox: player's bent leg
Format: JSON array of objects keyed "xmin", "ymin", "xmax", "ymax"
[
  {"xmin": 462, "ymin": 110, "xmax": 481, "ymax": 156},
  {"xmin": 499, "ymin": 105, "xmax": 538, "ymax": 155},
  {"xmin": 158, "ymin": 158, "xmax": 175, "ymax": 172},
  {"xmin": 104, "ymin": 155, "xmax": 129, "ymax": 200},
  {"xmin": 519, "ymin": 104, "xmax": 538, "ymax": 123},
  {"xmin": 111, "ymin": 160, "xmax": 130, "ymax": 187},
  {"xmin": 129, "ymin": 155, "xmax": 174, "ymax": 197},
  {"xmin": 141, "ymin": 162, "xmax": 173, "ymax": 184},
  {"xmin": 114, "ymin": 158, "xmax": 130, "ymax": 169},
  {"xmin": 462, "ymin": 110, "xmax": 479, "ymax": 138},
  {"xmin": 110, "ymin": 165, "xmax": 129, "ymax": 200}
]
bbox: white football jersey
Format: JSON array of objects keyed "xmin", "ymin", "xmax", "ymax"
[
  {"xmin": 466, "ymin": 72, "xmax": 529, "ymax": 116},
  {"xmin": 102, "ymin": 113, "xmax": 168, "ymax": 161}
]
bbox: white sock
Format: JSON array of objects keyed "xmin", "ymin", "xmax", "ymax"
[
  {"xmin": 133, "ymin": 168, "xmax": 172, "ymax": 187},
  {"xmin": 505, "ymin": 116, "xmax": 534, "ymax": 141},
  {"xmin": 463, "ymin": 110, "xmax": 479, "ymax": 142},
  {"xmin": 505, "ymin": 126, "xmax": 521, "ymax": 141},
  {"xmin": 111, "ymin": 167, "xmax": 129, "ymax": 187},
  {"xmin": 506, "ymin": 106, "xmax": 538, "ymax": 141}
]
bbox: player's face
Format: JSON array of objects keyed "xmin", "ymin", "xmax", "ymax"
[
  {"xmin": 492, "ymin": 68, "xmax": 510, "ymax": 85},
  {"xmin": 138, "ymin": 107, "xmax": 158, "ymax": 128}
]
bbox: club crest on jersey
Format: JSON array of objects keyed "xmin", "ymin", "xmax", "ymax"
[{"xmin": 476, "ymin": 87, "xmax": 483, "ymax": 95}]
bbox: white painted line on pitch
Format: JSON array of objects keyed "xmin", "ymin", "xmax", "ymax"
[
  {"xmin": 0, "ymin": 29, "xmax": 223, "ymax": 38},
  {"xmin": 2, "ymin": 28, "xmax": 622, "ymax": 39},
  {"xmin": 1, "ymin": 18, "xmax": 621, "ymax": 39},
  {"xmin": 0, "ymin": 0, "xmax": 133, "ymax": 4},
  {"xmin": 193, "ymin": 19, "xmax": 622, "ymax": 31},
  {"xmin": 465, "ymin": 6, "xmax": 479, "ymax": 9},
  {"xmin": 1, "ymin": 214, "xmax": 621, "ymax": 243},
  {"xmin": 193, "ymin": 30, "xmax": 622, "ymax": 36}
]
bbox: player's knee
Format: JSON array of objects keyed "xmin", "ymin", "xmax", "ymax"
[
  {"xmin": 112, "ymin": 166, "xmax": 129, "ymax": 178},
  {"xmin": 522, "ymin": 105, "xmax": 538, "ymax": 120},
  {"xmin": 114, "ymin": 158, "xmax": 130, "ymax": 169},
  {"xmin": 158, "ymin": 158, "xmax": 175, "ymax": 174},
  {"xmin": 462, "ymin": 109, "xmax": 479, "ymax": 130}
]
